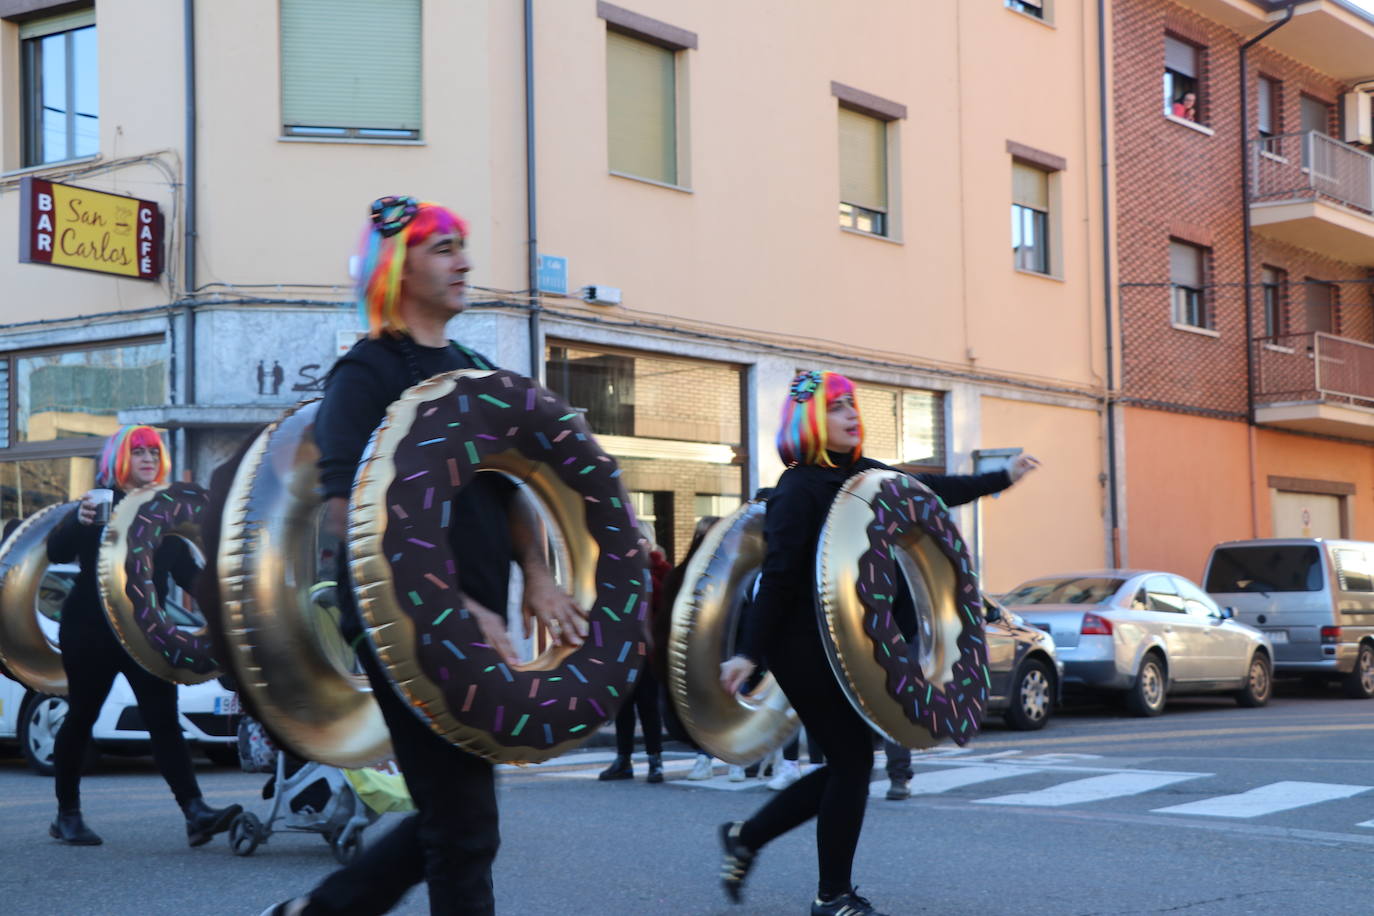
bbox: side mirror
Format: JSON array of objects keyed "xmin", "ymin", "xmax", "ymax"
[{"xmin": 1218, "ymin": 606, "xmax": 1235, "ymax": 620}]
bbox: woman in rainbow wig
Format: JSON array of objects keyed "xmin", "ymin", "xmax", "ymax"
[
  {"xmin": 45, "ymin": 425, "xmax": 242, "ymax": 847},
  {"xmin": 716, "ymin": 371, "xmax": 1040, "ymax": 916}
]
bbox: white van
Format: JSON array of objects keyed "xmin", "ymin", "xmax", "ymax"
[
  {"xmin": 0, "ymin": 565, "xmax": 239, "ymax": 773},
  {"xmin": 1202, "ymin": 539, "xmax": 1374, "ymax": 699}
]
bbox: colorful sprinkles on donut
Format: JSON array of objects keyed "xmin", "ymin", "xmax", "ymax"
[
  {"xmin": 376, "ymin": 370, "xmax": 647, "ymax": 755},
  {"xmin": 853, "ymin": 473, "xmax": 987, "ymax": 745},
  {"xmin": 120, "ymin": 482, "xmax": 218, "ymax": 676}
]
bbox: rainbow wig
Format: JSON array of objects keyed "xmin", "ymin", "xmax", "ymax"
[
  {"xmin": 97, "ymin": 425, "xmax": 170, "ymax": 490},
  {"xmin": 776, "ymin": 371, "xmax": 864, "ymax": 468},
  {"xmin": 356, "ymin": 198, "xmax": 469, "ymax": 338}
]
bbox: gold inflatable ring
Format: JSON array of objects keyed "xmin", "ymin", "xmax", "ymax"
[
  {"xmin": 218, "ymin": 400, "xmax": 391, "ymax": 768},
  {"xmin": 0, "ymin": 502, "xmax": 77, "ymax": 694},
  {"xmin": 817, "ymin": 469, "xmax": 987, "ymax": 748},
  {"xmin": 667, "ymin": 501, "xmax": 798, "ymax": 765},
  {"xmin": 349, "ymin": 369, "xmax": 647, "ymax": 764},
  {"xmin": 98, "ymin": 482, "xmax": 220, "ymax": 684}
]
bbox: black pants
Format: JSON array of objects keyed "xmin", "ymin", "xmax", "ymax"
[
  {"xmin": 307, "ymin": 561, "xmax": 500, "ymax": 916},
  {"xmin": 883, "ymin": 741, "xmax": 912, "ymax": 781},
  {"xmin": 55, "ymin": 617, "xmax": 201, "ymax": 812},
  {"xmin": 739, "ymin": 629, "xmax": 874, "ymax": 899},
  {"xmin": 783, "ymin": 729, "xmax": 826, "ymax": 765},
  {"xmin": 614, "ymin": 664, "xmax": 662, "ymax": 757}
]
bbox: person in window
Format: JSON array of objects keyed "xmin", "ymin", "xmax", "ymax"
[
  {"xmin": 45, "ymin": 425, "xmax": 242, "ymax": 847},
  {"xmin": 261, "ymin": 197, "xmax": 586, "ymax": 916},
  {"xmin": 716, "ymin": 371, "xmax": 1039, "ymax": 916},
  {"xmin": 1172, "ymin": 91, "xmax": 1198, "ymax": 121}
]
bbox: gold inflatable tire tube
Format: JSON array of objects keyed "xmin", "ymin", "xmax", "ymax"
[
  {"xmin": 349, "ymin": 369, "xmax": 647, "ymax": 765},
  {"xmin": 817, "ymin": 469, "xmax": 988, "ymax": 749},
  {"xmin": 667, "ymin": 501, "xmax": 798, "ymax": 765},
  {"xmin": 98, "ymin": 482, "xmax": 220, "ymax": 684},
  {"xmin": 218, "ymin": 401, "xmax": 391, "ymax": 768},
  {"xmin": 0, "ymin": 502, "xmax": 77, "ymax": 694}
]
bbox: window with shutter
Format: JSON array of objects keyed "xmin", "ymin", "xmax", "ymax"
[
  {"xmin": 1163, "ymin": 35, "xmax": 1202, "ymax": 123},
  {"xmin": 280, "ymin": 0, "xmax": 422, "ymax": 139},
  {"xmin": 838, "ymin": 107, "xmax": 888, "ymax": 236},
  {"xmin": 606, "ymin": 31, "xmax": 677, "ymax": 185},
  {"xmin": 1012, "ymin": 162, "xmax": 1051, "ymax": 274}
]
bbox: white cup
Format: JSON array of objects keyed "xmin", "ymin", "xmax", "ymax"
[{"xmin": 88, "ymin": 488, "xmax": 114, "ymax": 525}]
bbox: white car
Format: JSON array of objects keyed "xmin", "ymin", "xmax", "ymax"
[{"xmin": 0, "ymin": 565, "xmax": 239, "ymax": 774}]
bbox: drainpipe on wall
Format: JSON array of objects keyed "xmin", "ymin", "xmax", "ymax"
[
  {"xmin": 1097, "ymin": 0, "xmax": 1122, "ymax": 566},
  {"xmin": 1239, "ymin": 3, "xmax": 1295, "ymax": 537},
  {"xmin": 182, "ymin": 0, "xmax": 197, "ymax": 407},
  {"xmin": 524, "ymin": 0, "xmax": 543, "ymax": 383}
]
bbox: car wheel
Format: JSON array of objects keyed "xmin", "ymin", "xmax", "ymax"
[
  {"xmin": 1235, "ymin": 652, "xmax": 1272, "ymax": 708},
  {"xmin": 1125, "ymin": 654, "xmax": 1167, "ymax": 717},
  {"xmin": 1003, "ymin": 658, "xmax": 1053, "ymax": 731},
  {"xmin": 1342, "ymin": 642, "xmax": 1374, "ymax": 699}
]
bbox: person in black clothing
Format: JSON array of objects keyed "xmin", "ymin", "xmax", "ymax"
[
  {"xmin": 262, "ymin": 197, "xmax": 587, "ymax": 916},
  {"xmin": 46, "ymin": 424, "xmax": 242, "ymax": 847},
  {"xmin": 717, "ymin": 370, "xmax": 1039, "ymax": 916}
]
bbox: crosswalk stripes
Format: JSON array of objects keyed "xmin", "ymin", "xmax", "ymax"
[
  {"xmin": 1151, "ymin": 781, "xmax": 1373, "ymax": 818},
  {"xmin": 866, "ymin": 763, "xmax": 1034, "ymax": 798},
  {"xmin": 973, "ymin": 771, "xmax": 1202, "ymax": 807},
  {"xmin": 1358, "ymin": 819, "xmax": 1374, "ymax": 828}
]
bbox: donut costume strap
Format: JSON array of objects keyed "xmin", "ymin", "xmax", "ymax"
[
  {"xmin": 348, "ymin": 368, "xmax": 648, "ymax": 764},
  {"xmin": 816, "ymin": 469, "xmax": 987, "ymax": 749},
  {"xmin": 97, "ymin": 482, "xmax": 221, "ymax": 684}
]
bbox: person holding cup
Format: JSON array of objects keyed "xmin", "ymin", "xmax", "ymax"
[{"xmin": 44, "ymin": 425, "xmax": 241, "ymax": 847}]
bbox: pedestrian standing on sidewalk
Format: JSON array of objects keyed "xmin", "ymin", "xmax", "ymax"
[
  {"xmin": 717, "ymin": 370, "xmax": 1040, "ymax": 916},
  {"xmin": 600, "ymin": 532, "xmax": 672, "ymax": 783},
  {"xmin": 45, "ymin": 425, "xmax": 243, "ymax": 848}
]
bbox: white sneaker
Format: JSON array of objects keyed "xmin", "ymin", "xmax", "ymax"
[
  {"xmin": 767, "ymin": 759, "xmax": 801, "ymax": 791},
  {"xmin": 727, "ymin": 765, "xmax": 746, "ymax": 782},
  {"xmin": 687, "ymin": 754, "xmax": 714, "ymax": 780}
]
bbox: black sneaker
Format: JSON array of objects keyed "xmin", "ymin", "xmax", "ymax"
[
  {"xmin": 646, "ymin": 754, "xmax": 664, "ymax": 784},
  {"xmin": 598, "ymin": 755, "xmax": 634, "ymax": 781},
  {"xmin": 811, "ymin": 887, "xmax": 888, "ymax": 916},
  {"xmin": 718, "ymin": 821, "xmax": 757, "ymax": 904}
]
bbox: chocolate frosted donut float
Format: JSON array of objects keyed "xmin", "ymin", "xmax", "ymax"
[
  {"xmin": 0, "ymin": 501, "xmax": 78, "ymax": 694},
  {"xmin": 349, "ymin": 369, "xmax": 648, "ymax": 764},
  {"xmin": 98, "ymin": 482, "xmax": 220, "ymax": 684},
  {"xmin": 816, "ymin": 469, "xmax": 987, "ymax": 749}
]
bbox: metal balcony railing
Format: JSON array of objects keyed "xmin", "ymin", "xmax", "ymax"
[
  {"xmin": 1254, "ymin": 331, "xmax": 1374, "ymax": 409},
  {"xmin": 1250, "ymin": 131, "xmax": 1374, "ymax": 215}
]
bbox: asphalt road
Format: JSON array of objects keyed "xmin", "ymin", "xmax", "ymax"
[{"xmin": 1, "ymin": 683, "xmax": 1371, "ymax": 916}]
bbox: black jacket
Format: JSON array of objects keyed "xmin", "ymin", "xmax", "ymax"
[
  {"xmin": 47, "ymin": 492, "xmax": 201, "ymax": 631},
  {"xmin": 737, "ymin": 456, "xmax": 1011, "ymax": 664},
  {"xmin": 313, "ymin": 334, "xmax": 513, "ymax": 615}
]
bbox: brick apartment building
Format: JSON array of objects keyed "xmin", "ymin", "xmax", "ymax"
[{"xmin": 1111, "ymin": 0, "xmax": 1374, "ymax": 579}]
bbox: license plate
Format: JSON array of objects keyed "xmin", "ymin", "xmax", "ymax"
[
  {"xmin": 215, "ymin": 694, "xmax": 241, "ymax": 716},
  {"xmin": 1264, "ymin": 629, "xmax": 1289, "ymax": 644}
]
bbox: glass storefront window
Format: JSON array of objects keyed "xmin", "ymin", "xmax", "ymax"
[
  {"xmin": 546, "ymin": 343, "xmax": 745, "ymax": 563},
  {"xmin": 852, "ymin": 382, "xmax": 945, "ymax": 469},
  {"xmin": 0, "ymin": 455, "xmax": 94, "ymax": 522},
  {"xmin": 15, "ymin": 340, "xmax": 167, "ymax": 443}
]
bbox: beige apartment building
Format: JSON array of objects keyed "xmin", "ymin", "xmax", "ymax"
[{"xmin": 0, "ymin": 0, "xmax": 1110, "ymax": 591}]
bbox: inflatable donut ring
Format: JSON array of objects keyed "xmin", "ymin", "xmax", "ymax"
[
  {"xmin": 349, "ymin": 369, "xmax": 648, "ymax": 765},
  {"xmin": 667, "ymin": 501, "xmax": 798, "ymax": 765},
  {"xmin": 0, "ymin": 502, "xmax": 78, "ymax": 694},
  {"xmin": 98, "ymin": 482, "xmax": 220, "ymax": 684},
  {"xmin": 218, "ymin": 400, "xmax": 391, "ymax": 768},
  {"xmin": 816, "ymin": 469, "xmax": 987, "ymax": 749}
]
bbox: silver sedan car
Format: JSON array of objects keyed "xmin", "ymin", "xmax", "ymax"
[{"xmin": 1001, "ymin": 570, "xmax": 1274, "ymax": 716}]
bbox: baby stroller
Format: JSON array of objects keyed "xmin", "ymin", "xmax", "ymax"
[{"xmin": 228, "ymin": 715, "xmax": 410, "ymax": 864}]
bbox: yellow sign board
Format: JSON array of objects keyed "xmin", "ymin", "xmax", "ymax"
[{"xmin": 19, "ymin": 178, "xmax": 163, "ymax": 281}]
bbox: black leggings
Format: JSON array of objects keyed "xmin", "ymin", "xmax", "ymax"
[
  {"xmin": 55, "ymin": 618, "xmax": 202, "ymax": 812},
  {"xmin": 739, "ymin": 630, "xmax": 874, "ymax": 898},
  {"xmin": 614, "ymin": 663, "xmax": 662, "ymax": 757}
]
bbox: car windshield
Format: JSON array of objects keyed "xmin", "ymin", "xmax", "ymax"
[
  {"xmin": 1002, "ymin": 577, "xmax": 1125, "ymax": 606},
  {"xmin": 1205, "ymin": 546, "xmax": 1322, "ymax": 593}
]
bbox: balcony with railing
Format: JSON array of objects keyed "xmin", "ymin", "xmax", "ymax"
[
  {"xmin": 1253, "ymin": 331, "xmax": 1374, "ymax": 440},
  {"xmin": 1249, "ymin": 131, "xmax": 1374, "ymax": 266}
]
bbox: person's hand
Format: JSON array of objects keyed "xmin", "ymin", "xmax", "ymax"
[
  {"xmin": 469, "ymin": 598, "xmax": 520, "ymax": 667},
  {"xmin": 1008, "ymin": 454, "xmax": 1041, "ymax": 484},
  {"xmin": 719, "ymin": 656, "xmax": 757, "ymax": 695},
  {"xmin": 322, "ymin": 496, "xmax": 349, "ymax": 540},
  {"xmin": 76, "ymin": 495, "xmax": 99, "ymax": 526},
  {"xmin": 522, "ymin": 563, "xmax": 587, "ymax": 647}
]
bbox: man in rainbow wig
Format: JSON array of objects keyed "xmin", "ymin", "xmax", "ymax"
[{"xmin": 262, "ymin": 198, "xmax": 585, "ymax": 916}]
